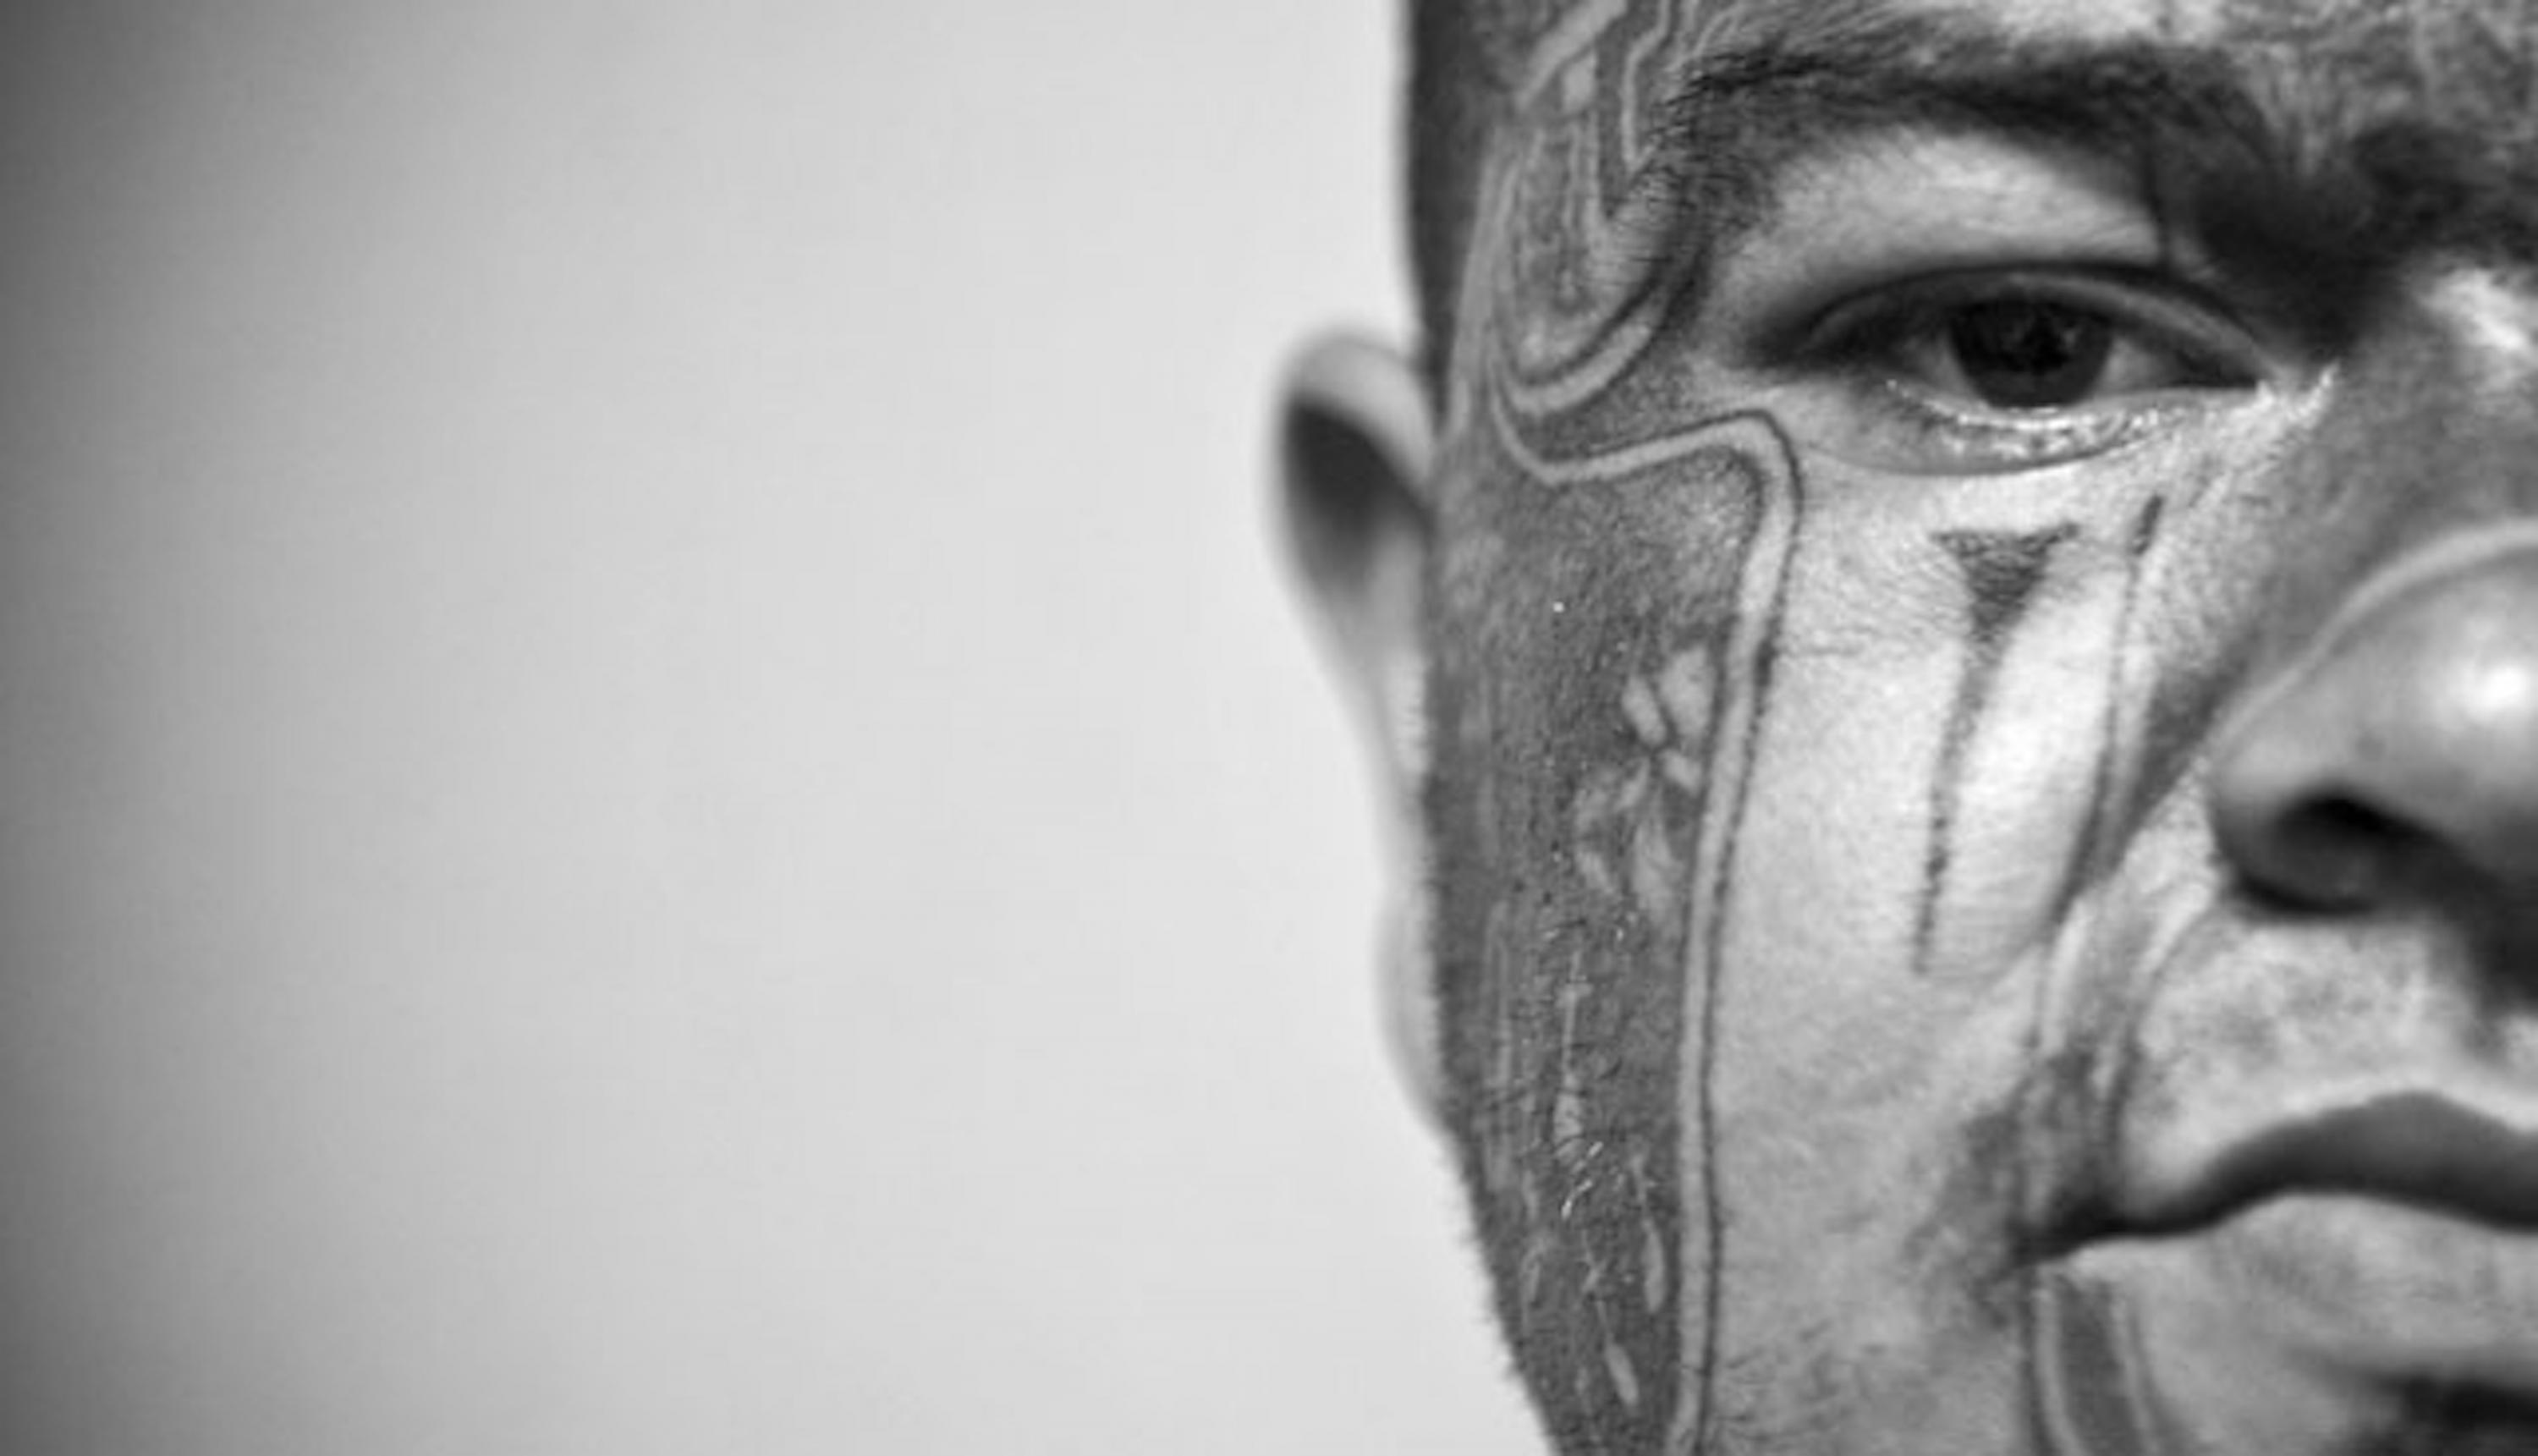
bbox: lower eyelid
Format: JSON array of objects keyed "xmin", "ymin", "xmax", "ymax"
[
  {"xmin": 1866, "ymin": 377, "xmax": 2214, "ymax": 469},
  {"xmin": 1880, "ymin": 376, "xmax": 2129, "ymax": 444}
]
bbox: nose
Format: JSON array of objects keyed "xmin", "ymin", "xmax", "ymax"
[{"xmin": 2211, "ymin": 533, "xmax": 2538, "ymax": 908}]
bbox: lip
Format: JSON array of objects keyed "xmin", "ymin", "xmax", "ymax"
[{"xmin": 2114, "ymin": 1091, "xmax": 2538, "ymax": 1237}]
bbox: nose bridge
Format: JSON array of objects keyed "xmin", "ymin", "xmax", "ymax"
[
  {"xmin": 2366, "ymin": 272, "xmax": 2538, "ymax": 508},
  {"xmin": 2420, "ymin": 271, "xmax": 2538, "ymax": 444},
  {"xmin": 2264, "ymin": 271, "xmax": 2538, "ymax": 618}
]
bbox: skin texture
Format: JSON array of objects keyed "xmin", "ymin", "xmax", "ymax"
[{"xmin": 1290, "ymin": 0, "xmax": 2538, "ymax": 1451}]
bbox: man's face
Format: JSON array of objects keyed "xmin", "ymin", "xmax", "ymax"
[{"xmin": 1308, "ymin": 0, "xmax": 2538, "ymax": 1450}]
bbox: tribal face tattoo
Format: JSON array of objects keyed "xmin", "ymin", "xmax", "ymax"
[{"xmin": 1284, "ymin": 1, "xmax": 2538, "ymax": 1452}]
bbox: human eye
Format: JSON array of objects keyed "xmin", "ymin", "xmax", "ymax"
[{"xmin": 1755, "ymin": 269, "xmax": 2267, "ymax": 475}]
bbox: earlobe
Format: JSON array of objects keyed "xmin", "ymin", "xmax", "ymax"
[{"xmin": 1277, "ymin": 332, "xmax": 1448, "ymax": 1120}]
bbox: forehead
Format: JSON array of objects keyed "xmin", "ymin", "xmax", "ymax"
[{"xmin": 1449, "ymin": 0, "xmax": 2538, "ymax": 125}]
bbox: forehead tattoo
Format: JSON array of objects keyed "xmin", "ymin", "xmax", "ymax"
[
  {"xmin": 1423, "ymin": 3, "xmax": 2538, "ymax": 1454},
  {"xmin": 1442, "ymin": 0, "xmax": 2538, "ymax": 400}
]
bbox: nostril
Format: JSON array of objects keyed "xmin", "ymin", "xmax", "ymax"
[
  {"xmin": 2282, "ymin": 793, "xmax": 2403, "ymax": 852},
  {"xmin": 2251, "ymin": 792, "xmax": 2422, "ymax": 909}
]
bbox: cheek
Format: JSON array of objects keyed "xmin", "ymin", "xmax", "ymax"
[
  {"xmin": 1692, "ymin": 461, "xmax": 2167, "ymax": 1408},
  {"xmin": 1430, "ymin": 413, "xmax": 2209, "ymax": 1442}
]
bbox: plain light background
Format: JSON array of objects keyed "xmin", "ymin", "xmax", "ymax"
[{"xmin": 0, "ymin": 3, "xmax": 1541, "ymax": 1453}]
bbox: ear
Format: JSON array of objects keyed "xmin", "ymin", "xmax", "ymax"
[{"xmin": 1277, "ymin": 332, "xmax": 1446, "ymax": 1123}]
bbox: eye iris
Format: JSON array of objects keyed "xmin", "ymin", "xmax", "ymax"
[{"xmin": 1946, "ymin": 299, "xmax": 2112, "ymax": 409}]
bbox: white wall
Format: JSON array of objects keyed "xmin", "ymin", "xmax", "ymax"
[{"xmin": 0, "ymin": 3, "xmax": 1539, "ymax": 1453}]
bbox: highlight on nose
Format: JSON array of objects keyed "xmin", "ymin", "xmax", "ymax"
[{"xmin": 2211, "ymin": 536, "xmax": 2538, "ymax": 909}]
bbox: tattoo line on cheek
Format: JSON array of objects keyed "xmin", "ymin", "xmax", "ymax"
[
  {"xmin": 2046, "ymin": 496, "xmax": 2168, "ymax": 924},
  {"xmin": 1670, "ymin": 415, "xmax": 1805, "ymax": 1456},
  {"xmin": 2021, "ymin": 495, "xmax": 2171, "ymax": 1456},
  {"xmin": 1914, "ymin": 525, "xmax": 2082, "ymax": 981}
]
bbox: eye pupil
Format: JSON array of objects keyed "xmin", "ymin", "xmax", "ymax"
[{"xmin": 1947, "ymin": 299, "xmax": 2112, "ymax": 408}]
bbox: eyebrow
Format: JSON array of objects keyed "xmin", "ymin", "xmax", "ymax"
[
  {"xmin": 1633, "ymin": 11, "xmax": 2538, "ymax": 320},
  {"xmin": 1640, "ymin": 15, "xmax": 2265, "ymax": 267}
]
